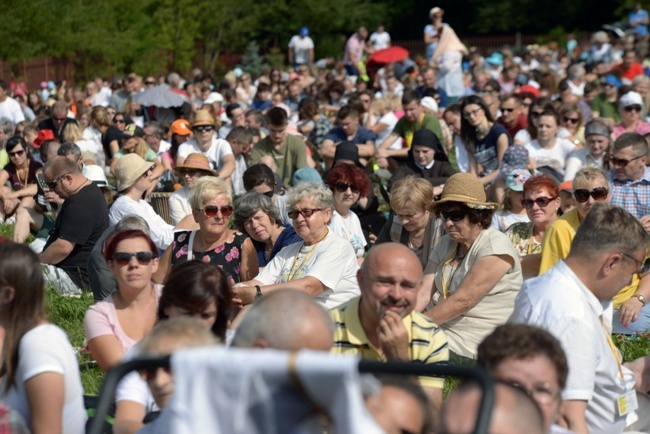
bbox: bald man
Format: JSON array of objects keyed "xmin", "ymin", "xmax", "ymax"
[
  {"xmin": 329, "ymin": 242, "xmax": 449, "ymax": 414},
  {"xmin": 439, "ymin": 381, "xmax": 545, "ymax": 434}
]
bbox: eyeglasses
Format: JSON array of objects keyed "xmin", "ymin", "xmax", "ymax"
[
  {"xmin": 521, "ymin": 101, "xmax": 532, "ymax": 107},
  {"xmin": 287, "ymin": 208, "xmax": 322, "ymax": 219},
  {"xmin": 47, "ymin": 172, "xmax": 71, "ymax": 189},
  {"xmin": 8, "ymin": 149, "xmax": 25, "ymax": 157},
  {"xmin": 506, "ymin": 381, "xmax": 559, "ymax": 405},
  {"xmin": 114, "ymin": 118, "xmax": 126, "ymax": 124},
  {"xmin": 500, "ymin": 107, "xmax": 516, "ymax": 113},
  {"xmin": 463, "ymin": 108, "xmax": 483, "ymax": 119},
  {"xmin": 52, "ymin": 116, "xmax": 66, "ymax": 122},
  {"xmin": 193, "ymin": 125, "xmax": 214, "ymax": 132},
  {"xmin": 112, "ymin": 251, "xmax": 156, "ymax": 266},
  {"xmin": 625, "ymin": 105, "xmax": 642, "ymax": 113},
  {"xmin": 196, "ymin": 205, "xmax": 234, "ymax": 218},
  {"xmin": 521, "ymin": 196, "xmax": 558, "ymax": 209},
  {"xmin": 335, "ymin": 181, "xmax": 360, "ymax": 194},
  {"xmin": 563, "ymin": 116, "xmax": 580, "ymax": 124},
  {"xmin": 145, "ymin": 81, "xmax": 156, "ymax": 86},
  {"xmin": 573, "ymin": 187, "xmax": 608, "ymax": 203},
  {"xmin": 530, "ymin": 111, "xmax": 544, "ymax": 118},
  {"xmin": 439, "ymin": 209, "xmax": 468, "ymax": 222},
  {"xmin": 610, "ymin": 155, "xmax": 645, "ymax": 168},
  {"xmin": 621, "ymin": 252, "xmax": 650, "ymax": 277}
]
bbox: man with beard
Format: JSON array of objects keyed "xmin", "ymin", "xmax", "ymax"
[{"xmin": 329, "ymin": 242, "xmax": 449, "ymax": 415}]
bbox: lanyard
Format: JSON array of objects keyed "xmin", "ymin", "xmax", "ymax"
[
  {"xmin": 17, "ymin": 160, "xmax": 30, "ymax": 189},
  {"xmin": 440, "ymin": 245, "xmax": 461, "ymax": 299},
  {"xmin": 287, "ymin": 229, "xmax": 328, "ymax": 281},
  {"xmin": 600, "ymin": 319, "xmax": 624, "ymax": 379}
]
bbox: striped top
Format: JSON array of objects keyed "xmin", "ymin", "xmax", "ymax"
[{"xmin": 329, "ymin": 297, "xmax": 449, "ymax": 388}]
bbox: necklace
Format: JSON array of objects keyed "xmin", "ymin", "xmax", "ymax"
[
  {"xmin": 16, "ymin": 160, "xmax": 29, "ymax": 189},
  {"xmin": 287, "ymin": 228, "xmax": 328, "ymax": 281}
]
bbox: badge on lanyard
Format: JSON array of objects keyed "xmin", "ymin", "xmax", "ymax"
[{"xmin": 616, "ymin": 389, "xmax": 638, "ymax": 419}]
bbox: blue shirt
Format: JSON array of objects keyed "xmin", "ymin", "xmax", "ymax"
[
  {"xmin": 608, "ymin": 167, "xmax": 650, "ymax": 218},
  {"xmin": 630, "ymin": 9, "xmax": 649, "ymax": 37},
  {"xmin": 252, "ymin": 225, "xmax": 302, "ymax": 267},
  {"xmin": 324, "ymin": 126, "xmax": 376, "ymax": 144}
]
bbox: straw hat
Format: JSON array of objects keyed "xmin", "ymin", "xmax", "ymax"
[
  {"xmin": 432, "ymin": 173, "xmax": 499, "ymax": 211},
  {"xmin": 191, "ymin": 110, "xmax": 215, "ymax": 127},
  {"xmin": 175, "ymin": 153, "xmax": 217, "ymax": 176},
  {"xmin": 114, "ymin": 154, "xmax": 153, "ymax": 192}
]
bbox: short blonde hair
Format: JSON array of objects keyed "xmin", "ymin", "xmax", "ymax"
[
  {"xmin": 63, "ymin": 122, "xmax": 82, "ymax": 142},
  {"xmin": 390, "ymin": 176, "xmax": 434, "ymax": 212},
  {"xmin": 573, "ymin": 167, "xmax": 608, "ymax": 190},
  {"xmin": 189, "ymin": 177, "xmax": 232, "ymax": 209}
]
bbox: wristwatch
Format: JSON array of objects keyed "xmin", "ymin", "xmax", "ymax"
[
  {"xmin": 632, "ymin": 294, "xmax": 647, "ymax": 307},
  {"xmin": 255, "ymin": 285, "xmax": 263, "ymax": 300}
]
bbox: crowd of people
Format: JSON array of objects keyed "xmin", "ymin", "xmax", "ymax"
[{"xmin": 3, "ymin": 4, "xmax": 650, "ymax": 433}]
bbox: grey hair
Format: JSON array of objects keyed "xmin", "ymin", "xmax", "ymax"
[
  {"xmin": 144, "ymin": 121, "xmax": 164, "ymax": 138},
  {"xmin": 115, "ymin": 214, "xmax": 150, "ymax": 234},
  {"xmin": 167, "ymin": 72, "xmax": 181, "ymax": 86},
  {"xmin": 0, "ymin": 118, "xmax": 15, "ymax": 136},
  {"xmin": 287, "ymin": 182, "xmax": 333, "ymax": 212},
  {"xmin": 232, "ymin": 192, "xmax": 281, "ymax": 231},
  {"xmin": 57, "ymin": 142, "xmax": 81, "ymax": 159}
]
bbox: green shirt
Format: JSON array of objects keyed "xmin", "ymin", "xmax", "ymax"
[
  {"xmin": 591, "ymin": 93, "xmax": 620, "ymax": 123},
  {"xmin": 0, "ymin": 149, "xmax": 8, "ymax": 170},
  {"xmin": 250, "ymin": 134, "xmax": 308, "ymax": 187},
  {"xmin": 391, "ymin": 113, "xmax": 444, "ymax": 148}
]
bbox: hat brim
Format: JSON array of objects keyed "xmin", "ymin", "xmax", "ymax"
[
  {"xmin": 117, "ymin": 161, "xmax": 153, "ymax": 192},
  {"xmin": 191, "ymin": 120, "xmax": 215, "ymax": 127},
  {"xmin": 431, "ymin": 194, "xmax": 499, "ymax": 211}
]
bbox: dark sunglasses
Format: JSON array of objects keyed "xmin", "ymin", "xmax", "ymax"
[
  {"xmin": 287, "ymin": 208, "xmax": 322, "ymax": 219},
  {"xmin": 145, "ymin": 81, "xmax": 156, "ymax": 85},
  {"xmin": 47, "ymin": 172, "xmax": 71, "ymax": 189},
  {"xmin": 530, "ymin": 111, "xmax": 544, "ymax": 118},
  {"xmin": 625, "ymin": 105, "xmax": 642, "ymax": 113},
  {"xmin": 8, "ymin": 149, "xmax": 25, "ymax": 157},
  {"xmin": 500, "ymin": 107, "xmax": 515, "ymax": 113},
  {"xmin": 621, "ymin": 252, "xmax": 650, "ymax": 277},
  {"xmin": 439, "ymin": 209, "xmax": 468, "ymax": 222},
  {"xmin": 112, "ymin": 251, "xmax": 156, "ymax": 266},
  {"xmin": 563, "ymin": 116, "xmax": 580, "ymax": 124},
  {"xmin": 193, "ymin": 125, "xmax": 214, "ymax": 132},
  {"xmin": 52, "ymin": 116, "xmax": 67, "ymax": 122},
  {"xmin": 573, "ymin": 187, "xmax": 608, "ymax": 203},
  {"xmin": 197, "ymin": 205, "xmax": 234, "ymax": 218},
  {"xmin": 521, "ymin": 197, "xmax": 557, "ymax": 209},
  {"xmin": 114, "ymin": 118, "xmax": 126, "ymax": 124},
  {"xmin": 139, "ymin": 366, "xmax": 171, "ymax": 381},
  {"xmin": 335, "ymin": 181, "xmax": 360, "ymax": 194},
  {"xmin": 610, "ymin": 155, "xmax": 644, "ymax": 168}
]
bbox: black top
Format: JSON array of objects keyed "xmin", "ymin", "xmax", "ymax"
[{"xmin": 38, "ymin": 117, "xmax": 78, "ymax": 141}]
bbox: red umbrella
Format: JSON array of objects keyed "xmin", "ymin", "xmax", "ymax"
[{"xmin": 366, "ymin": 46, "xmax": 410, "ymax": 66}]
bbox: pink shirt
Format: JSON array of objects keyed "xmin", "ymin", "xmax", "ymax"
[
  {"xmin": 613, "ymin": 121, "xmax": 650, "ymax": 138},
  {"xmin": 83, "ymin": 284, "xmax": 163, "ymax": 354}
]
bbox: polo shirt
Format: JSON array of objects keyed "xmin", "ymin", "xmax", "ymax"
[
  {"xmin": 330, "ymin": 297, "xmax": 449, "ymax": 389},
  {"xmin": 608, "ymin": 167, "xmax": 650, "ymax": 219},
  {"xmin": 391, "ymin": 113, "xmax": 444, "ymax": 149}
]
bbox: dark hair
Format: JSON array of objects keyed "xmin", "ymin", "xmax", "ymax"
[
  {"xmin": 225, "ymin": 126, "xmax": 252, "ymax": 144},
  {"xmin": 225, "ymin": 103, "xmax": 242, "ymax": 119},
  {"xmin": 5, "ymin": 135, "xmax": 26, "ymax": 153},
  {"xmin": 337, "ymin": 104, "xmax": 359, "ymax": 120},
  {"xmin": 243, "ymin": 163, "xmax": 276, "ymax": 191},
  {"xmin": 523, "ymin": 174, "xmax": 559, "ymax": 199},
  {"xmin": 103, "ymin": 230, "xmax": 157, "ymax": 262},
  {"xmin": 477, "ymin": 324, "xmax": 568, "ymax": 389},
  {"xmin": 328, "ymin": 80, "xmax": 345, "ymax": 96},
  {"xmin": 526, "ymin": 97, "xmax": 554, "ymax": 139},
  {"xmin": 0, "ymin": 243, "xmax": 46, "ymax": 391},
  {"xmin": 444, "ymin": 103, "xmax": 461, "ymax": 116},
  {"xmin": 298, "ymin": 99, "xmax": 319, "ymax": 119},
  {"xmin": 158, "ymin": 261, "xmax": 232, "ymax": 341},
  {"xmin": 324, "ymin": 163, "xmax": 371, "ymax": 197},
  {"xmin": 267, "ymin": 107, "xmax": 288, "ymax": 127},
  {"xmin": 401, "ymin": 89, "xmax": 421, "ymax": 107},
  {"xmin": 484, "ymin": 79, "xmax": 501, "ymax": 93},
  {"xmin": 539, "ymin": 109, "xmax": 560, "ymax": 127},
  {"xmin": 0, "ymin": 80, "xmax": 8, "ymax": 92},
  {"xmin": 459, "ymin": 95, "xmax": 495, "ymax": 154},
  {"xmin": 376, "ymin": 375, "xmax": 433, "ymax": 433},
  {"xmin": 435, "ymin": 202, "xmax": 493, "ymax": 229}
]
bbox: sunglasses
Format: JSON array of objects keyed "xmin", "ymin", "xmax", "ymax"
[
  {"xmin": 114, "ymin": 119, "xmax": 126, "ymax": 124},
  {"xmin": 139, "ymin": 366, "xmax": 171, "ymax": 382},
  {"xmin": 530, "ymin": 111, "xmax": 544, "ymax": 118},
  {"xmin": 563, "ymin": 116, "xmax": 580, "ymax": 124},
  {"xmin": 500, "ymin": 107, "xmax": 516, "ymax": 113},
  {"xmin": 8, "ymin": 149, "xmax": 25, "ymax": 157},
  {"xmin": 197, "ymin": 205, "xmax": 234, "ymax": 218},
  {"xmin": 625, "ymin": 105, "xmax": 642, "ymax": 113},
  {"xmin": 52, "ymin": 116, "xmax": 67, "ymax": 122},
  {"xmin": 193, "ymin": 125, "xmax": 214, "ymax": 132},
  {"xmin": 112, "ymin": 251, "xmax": 156, "ymax": 266},
  {"xmin": 521, "ymin": 197, "xmax": 557, "ymax": 209},
  {"xmin": 145, "ymin": 81, "xmax": 156, "ymax": 85},
  {"xmin": 47, "ymin": 172, "xmax": 71, "ymax": 189},
  {"xmin": 610, "ymin": 155, "xmax": 644, "ymax": 167},
  {"xmin": 573, "ymin": 187, "xmax": 608, "ymax": 203},
  {"xmin": 621, "ymin": 252, "xmax": 650, "ymax": 277},
  {"xmin": 287, "ymin": 208, "xmax": 322, "ymax": 219},
  {"xmin": 439, "ymin": 209, "xmax": 468, "ymax": 222},
  {"xmin": 335, "ymin": 181, "xmax": 360, "ymax": 194}
]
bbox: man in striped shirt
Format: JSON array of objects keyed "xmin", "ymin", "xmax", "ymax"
[{"xmin": 329, "ymin": 242, "xmax": 449, "ymax": 414}]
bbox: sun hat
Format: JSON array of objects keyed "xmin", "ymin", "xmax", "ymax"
[
  {"xmin": 191, "ymin": 110, "xmax": 216, "ymax": 128},
  {"xmin": 175, "ymin": 153, "xmax": 217, "ymax": 176},
  {"xmin": 620, "ymin": 91, "xmax": 643, "ymax": 108},
  {"xmin": 204, "ymin": 92, "xmax": 224, "ymax": 104},
  {"xmin": 292, "ymin": 167, "xmax": 323, "ymax": 186},
  {"xmin": 421, "ymin": 96, "xmax": 439, "ymax": 114},
  {"xmin": 114, "ymin": 154, "xmax": 153, "ymax": 192},
  {"xmin": 485, "ymin": 52, "xmax": 503, "ymax": 66},
  {"xmin": 500, "ymin": 145, "xmax": 529, "ymax": 177},
  {"xmin": 33, "ymin": 129, "xmax": 56, "ymax": 149},
  {"xmin": 506, "ymin": 169, "xmax": 531, "ymax": 192},
  {"xmin": 84, "ymin": 164, "xmax": 114, "ymax": 190},
  {"xmin": 429, "ymin": 6, "xmax": 443, "ymax": 17},
  {"xmin": 432, "ymin": 172, "xmax": 499, "ymax": 211},
  {"xmin": 171, "ymin": 119, "xmax": 191, "ymax": 136}
]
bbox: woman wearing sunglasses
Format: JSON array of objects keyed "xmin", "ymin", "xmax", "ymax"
[
  {"xmin": 559, "ymin": 102, "xmax": 585, "ymax": 147},
  {"xmin": 421, "ymin": 173, "xmax": 523, "ymax": 358},
  {"xmin": 0, "ymin": 136, "xmax": 41, "ymax": 224},
  {"xmin": 505, "ymin": 174, "xmax": 560, "ymax": 279},
  {"xmin": 233, "ymin": 192, "xmax": 301, "ymax": 269},
  {"xmin": 514, "ymin": 98, "xmax": 572, "ymax": 146},
  {"xmin": 324, "ymin": 163, "xmax": 372, "ymax": 264},
  {"xmin": 233, "ymin": 182, "xmax": 360, "ymax": 310},
  {"xmin": 84, "ymin": 230, "xmax": 161, "ymax": 371},
  {"xmin": 0, "ymin": 242, "xmax": 86, "ymax": 433},
  {"xmin": 613, "ymin": 91, "xmax": 650, "ymax": 138},
  {"xmin": 155, "ymin": 177, "xmax": 258, "ymax": 285}
]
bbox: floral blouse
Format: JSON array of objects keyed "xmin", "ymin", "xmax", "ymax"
[{"xmin": 505, "ymin": 222, "xmax": 541, "ymax": 257}]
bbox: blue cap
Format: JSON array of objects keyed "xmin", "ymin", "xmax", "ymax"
[
  {"xmin": 604, "ymin": 75, "xmax": 621, "ymax": 89},
  {"xmin": 485, "ymin": 52, "xmax": 503, "ymax": 66},
  {"xmin": 300, "ymin": 27, "xmax": 309, "ymax": 37}
]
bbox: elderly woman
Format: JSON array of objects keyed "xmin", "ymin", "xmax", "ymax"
[
  {"xmin": 421, "ymin": 172, "xmax": 523, "ymax": 358},
  {"xmin": 155, "ymin": 177, "xmax": 258, "ymax": 284},
  {"xmin": 376, "ymin": 176, "xmax": 444, "ymax": 269},
  {"xmin": 233, "ymin": 192, "xmax": 302, "ymax": 268},
  {"xmin": 168, "ymin": 153, "xmax": 216, "ymax": 225},
  {"xmin": 234, "ymin": 182, "xmax": 360, "ymax": 310},
  {"xmin": 563, "ymin": 118, "xmax": 610, "ymax": 181},
  {"xmin": 613, "ymin": 91, "xmax": 650, "ymax": 138},
  {"xmin": 324, "ymin": 163, "xmax": 372, "ymax": 263},
  {"xmin": 0, "ymin": 136, "xmax": 41, "ymax": 224},
  {"xmin": 505, "ymin": 174, "xmax": 560, "ymax": 278}
]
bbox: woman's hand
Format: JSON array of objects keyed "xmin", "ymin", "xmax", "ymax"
[{"xmin": 619, "ymin": 297, "xmax": 644, "ymax": 327}]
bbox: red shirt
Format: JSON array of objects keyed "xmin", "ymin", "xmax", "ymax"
[
  {"xmin": 497, "ymin": 113, "xmax": 527, "ymax": 139},
  {"xmin": 614, "ymin": 62, "xmax": 644, "ymax": 81}
]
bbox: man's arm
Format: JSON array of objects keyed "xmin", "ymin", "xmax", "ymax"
[
  {"xmin": 357, "ymin": 140, "xmax": 376, "ymax": 158},
  {"xmin": 559, "ymin": 400, "xmax": 589, "ymax": 434},
  {"xmin": 218, "ymin": 154, "xmax": 236, "ymax": 179},
  {"xmin": 39, "ymin": 238, "xmax": 75, "ymax": 265},
  {"xmin": 320, "ymin": 138, "xmax": 337, "ymax": 160}
]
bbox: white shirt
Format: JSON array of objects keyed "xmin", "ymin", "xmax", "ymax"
[
  {"xmin": 231, "ymin": 154, "xmax": 247, "ymax": 196},
  {"xmin": 288, "ymin": 35, "xmax": 315, "ymax": 64},
  {"xmin": 254, "ymin": 230, "xmax": 360, "ymax": 309},
  {"xmin": 168, "ymin": 186, "xmax": 192, "ymax": 225},
  {"xmin": 564, "ymin": 148, "xmax": 605, "ymax": 182},
  {"xmin": 490, "ymin": 210, "xmax": 530, "ymax": 232},
  {"xmin": 509, "ymin": 260, "xmax": 635, "ymax": 434},
  {"xmin": 178, "ymin": 135, "xmax": 233, "ymax": 173},
  {"xmin": 109, "ymin": 195, "xmax": 175, "ymax": 249},
  {"xmin": 376, "ymin": 112, "xmax": 399, "ymax": 148},
  {"xmin": 525, "ymin": 138, "xmax": 576, "ymax": 176},
  {"xmin": 369, "ymin": 31, "xmax": 391, "ymax": 50},
  {"xmin": 329, "ymin": 210, "xmax": 367, "ymax": 258},
  {"xmin": 0, "ymin": 97, "xmax": 25, "ymax": 123}
]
